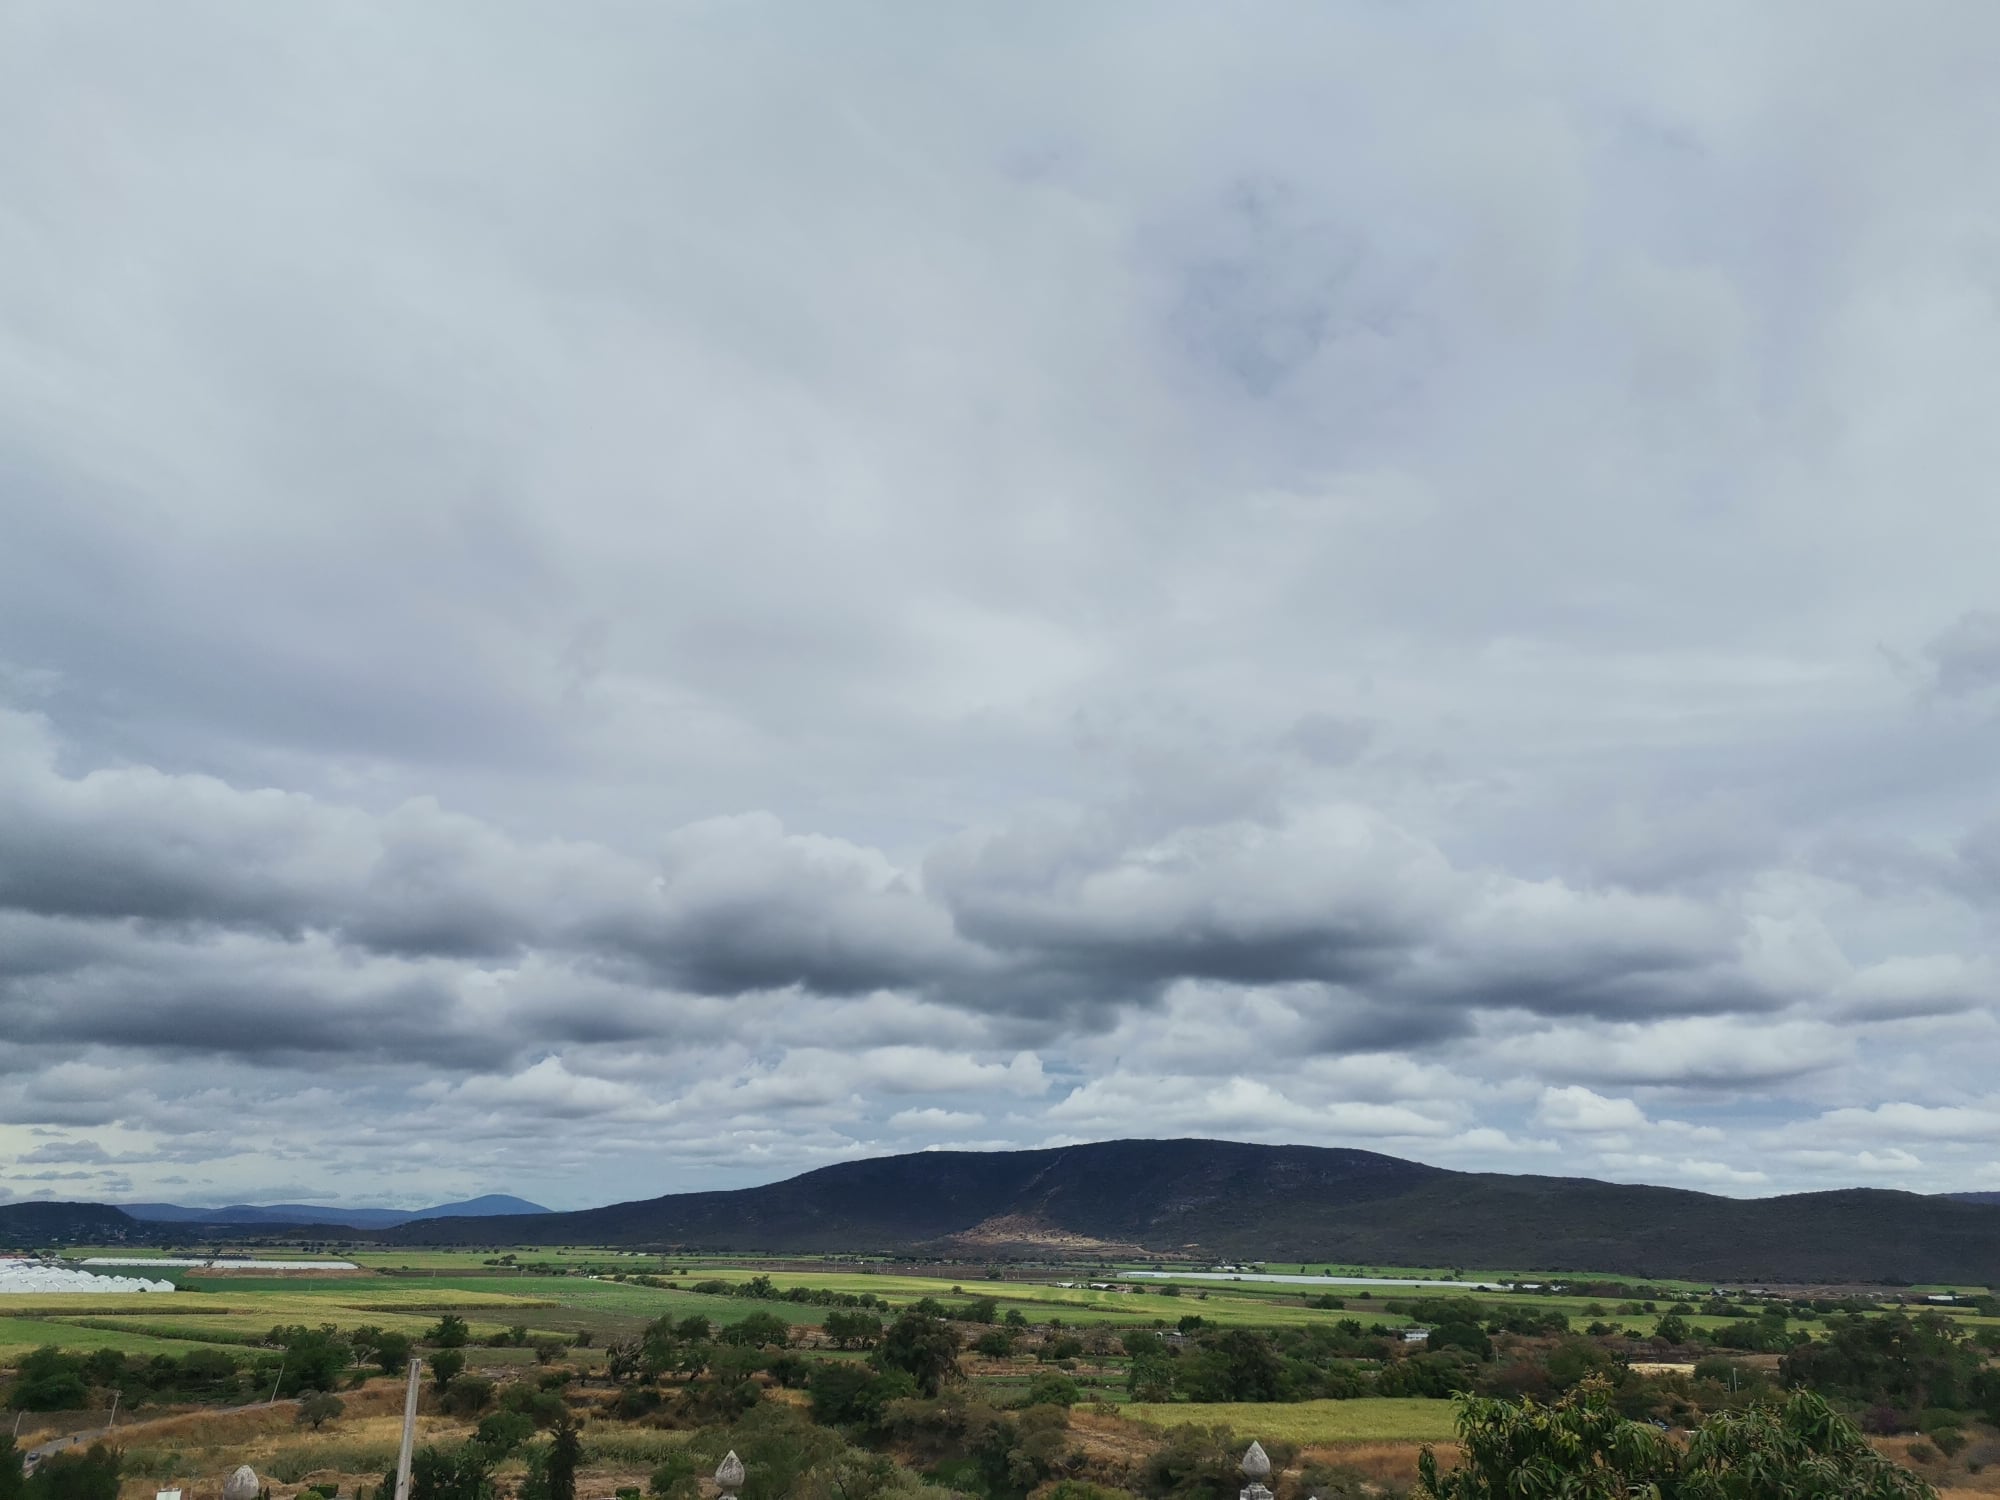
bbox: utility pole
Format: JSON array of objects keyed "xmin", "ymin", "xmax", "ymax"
[
  {"xmin": 267, "ymin": 1360, "xmax": 286, "ymax": 1406},
  {"xmin": 108, "ymin": 1391, "xmax": 120, "ymax": 1429},
  {"xmin": 393, "ymin": 1357, "xmax": 423, "ymax": 1500}
]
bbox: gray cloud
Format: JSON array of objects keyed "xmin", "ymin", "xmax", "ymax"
[{"xmin": 3, "ymin": 1, "xmax": 1999, "ymax": 1206}]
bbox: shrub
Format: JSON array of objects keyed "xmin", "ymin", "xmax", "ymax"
[
  {"xmin": 25, "ymin": 1445, "xmax": 121, "ymax": 1500},
  {"xmin": 1025, "ymin": 1374, "xmax": 1082, "ymax": 1408},
  {"xmin": 439, "ymin": 1375, "xmax": 494, "ymax": 1418}
]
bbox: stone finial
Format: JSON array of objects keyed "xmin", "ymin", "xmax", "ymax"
[
  {"xmin": 715, "ymin": 1451, "xmax": 745, "ymax": 1498},
  {"xmin": 222, "ymin": 1468, "xmax": 260, "ymax": 1500},
  {"xmin": 1240, "ymin": 1443, "xmax": 1271, "ymax": 1479}
]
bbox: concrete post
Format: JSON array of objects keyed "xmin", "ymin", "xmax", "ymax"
[{"xmin": 393, "ymin": 1357, "xmax": 423, "ymax": 1500}]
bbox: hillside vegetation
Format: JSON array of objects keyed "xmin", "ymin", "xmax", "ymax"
[{"xmin": 348, "ymin": 1138, "xmax": 2000, "ymax": 1284}]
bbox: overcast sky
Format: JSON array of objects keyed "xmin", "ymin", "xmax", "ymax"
[{"xmin": 4, "ymin": 3, "xmax": 2000, "ymax": 1213}]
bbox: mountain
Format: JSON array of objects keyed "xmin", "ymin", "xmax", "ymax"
[
  {"xmin": 1948, "ymin": 1191, "xmax": 2000, "ymax": 1206},
  {"xmin": 406, "ymin": 1195, "xmax": 551, "ymax": 1221},
  {"xmin": 376, "ymin": 1137, "xmax": 2000, "ymax": 1284},
  {"xmin": 120, "ymin": 1194, "xmax": 549, "ymax": 1230},
  {"xmin": 0, "ymin": 1201, "xmax": 141, "ymax": 1248}
]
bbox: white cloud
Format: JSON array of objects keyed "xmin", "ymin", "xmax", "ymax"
[
  {"xmin": 1533, "ymin": 1086, "xmax": 1649, "ymax": 1133},
  {"xmin": 1, "ymin": 1, "xmax": 1998, "ymax": 1204}
]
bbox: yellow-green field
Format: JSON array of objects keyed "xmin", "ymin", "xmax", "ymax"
[{"xmin": 1122, "ymin": 1397, "xmax": 1460, "ymax": 1444}]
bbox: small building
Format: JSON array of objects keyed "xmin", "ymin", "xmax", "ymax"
[{"xmin": 1401, "ymin": 1326, "xmax": 1432, "ymax": 1344}]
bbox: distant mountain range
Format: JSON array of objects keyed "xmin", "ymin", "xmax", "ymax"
[
  {"xmin": 8, "ymin": 1140, "xmax": 2000, "ymax": 1283},
  {"xmin": 370, "ymin": 1138, "xmax": 2000, "ymax": 1285},
  {"xmin": 117, "ymin": 1193, "xmax": 549, "ymax": 1229},
  {"xmin": 1949, "ymin": 1191, "xmax": 2000, "ymax": 1206}
]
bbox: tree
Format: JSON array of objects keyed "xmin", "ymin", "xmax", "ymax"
[
  {"xmin": 268, "ymin": 1325, "xmax": 353, "ymax": 1397},
  {"xmin": 440, "ymin": 1375, "xmax": 495, "ymax": 1418},
  {"xmin": 1653, "ymin": 1312, "xmax": 1693, "ymax": 1345},
  {"xmin": 1179, "ymin": 1330, "xmax": 1283, "ymax": 1403},
  {"xmin": 297, "ymin": 1391, "xmax": 346, "ymax": 1430},
  {"xmin": 823, "ymin": 1311, "xmax": 882, "ymax": 1349},
  {"xmin": 809, "ymin": 1362, "xmax": 911, "ymax": 1429},
  {"xmin": 546, "ymin": 1414, "xmax": 581, "ymax": 1500},
  {"xmin": 473, "ymin": 1410, "xmax": 536, "ymax": 1458},
  {"xmin": 5, "ymin": 1349, "xmax": 89, "ymax": 1412},
  {"xmin": 1, "ymin": 1435, "xmax": 25, "ymax": 1500},
  {"xmin": 387, "ymin": 1445, "xmax": 492, "ymax": 1500},
  {"xmin": 23, "ymin": 1445, "xmax": 120, "ymax": 1500},
  {"xmin": 429, "ymin": 1315, "xmax": 471, "ymax": 1349},
  {"xmin": 430, "ymin": 1349, "xmax": 466, "ymax": 1392},
  {"xmin": 720, "ymin": 1313, "xmax": 790, "ymax": 1349},
  {"xmin": 374, "ymin": 1332, "xmax": 414, "ymax": 1374},
  {"xmin": 873, "ymin": 1308, "xmax": 961, "ymax": 1397},
  {"xmin": 1414, "ymin": 1378, "xmax": 1935, "ymax": 1499},
  {"xmin": 532, "ymin": 1338, "xmax": 569, "ymax": 1366}
]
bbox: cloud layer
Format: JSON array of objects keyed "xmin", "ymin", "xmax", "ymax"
[{"xmin": 3, "ymin": 1, "xmax": 1998, "ymax": 1208}]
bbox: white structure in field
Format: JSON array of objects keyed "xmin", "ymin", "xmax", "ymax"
[
  {"xmin": 80, "ymin": 1257, "xmax": 357, "ymax": 1270},
  {"xmin": 0, "ymin": 1260, "xmax": 172, "ymax": 1294}
]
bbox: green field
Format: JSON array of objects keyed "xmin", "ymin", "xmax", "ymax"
[
  {"xmin": 8, "ymin": 1245, "xmax": 1992, "ymax": 1374},
  {"xmin": 1122, "ymin": 1397, "xmax": 1460, "ymax": 1444}
]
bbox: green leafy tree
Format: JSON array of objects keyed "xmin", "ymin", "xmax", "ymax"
[
  {"xmin": 1, "ymin": 1435, "xmax": 26, "ymax": 1500},
  {"xmin": 429, "ymin": 1315, "xmax": 471, "ymax": 1349},
  {"xmin": 1415, "ymin": 1379, "xmax": 1934, "ymax": 1499},
  {"xmin": 1654, "ymin": 1312, "xmax": 1693, "ymax": 1345},
  {"xmin": 440, "ymin": 1375, "xmax": 495, "ymax": 1418},
  {"xmin": 386, "ymin": 1445, "xmax": 492, "ymax": 1500},
  {"xmin": 297, "ymin": 1391, "xmax": 345, "ymax": 1430},
  {"xmin": 5, "ymin": 1348, "xmax": 89, "ymax": 1412},
  {"xmin": 1179, "ymin": 1330, "xmax": 1283, "ymax": 1403},
  {"xmin": 269, "ymin": 1326, "xmax": 353, "ymax": 1397},
  {"xmin": 473, "ymin": 1410, "xmax": 536, "ymax": 1458},
  {"xmin": 373, "ymin": 1332, "xmax": 414, "ymax": 1375},
  {"xmin": 1139, "ymin": 1423, "xmax": 1245, "ymax": 1500},
  {"xmin": 720, "ymin": 1313, "xmax": 790, "ymax": 1349},
  {"xmin": 24, "ymin": 1445, "xmax": 120, "ymax": 1500},
  {"xmin": 523, "ymin": 1415, "xmax": 580, "ymax": 1500},
  {"xmin": 822, "ymin": 1311, "xmax": 882, "ymax": 1349},
  {"xmin": 430, "ymin": 1349, "xmax": 466, "ymax": 1392},
  {"xmin": 872, "ymin": 1308, "xmax": 961, "ymax": 1397},
  {"xmin": 808, "ymin": 1363, "xmax": 911, "ymax": 1429}
]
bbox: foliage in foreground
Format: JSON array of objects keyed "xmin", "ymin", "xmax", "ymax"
[{"xmin": 1416, "ymin": 1379, "xmax": 1935, "ymax": 1499}]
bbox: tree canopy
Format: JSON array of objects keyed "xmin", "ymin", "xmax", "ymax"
[{"xmin": 1416, "ymin": 1379, "xmax": 1934, "ymax": 1500}]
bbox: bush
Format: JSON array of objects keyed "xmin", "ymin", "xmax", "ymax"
[
  {"xmin": 647, "ymin": 1450, "xmax": 699, "ymax": 1500},
  {"xmin": 298, "ymin": 1392, "xmax": 346, "ymax": 1431},
  {"xmin": 25, "ymin": 1445, "xmax": 120, "ymax": 1500},
  {"xmin": 474, "ymin": 1410, "xmax": 536, "ymax": 1457},
  {"xmin": 439, "ymin": 1375, "xmax": 494, "ymax": 1418},
  {"xmin": 1025, "ymin": 1374, "xmax": 1082, "ymax": 1408}
]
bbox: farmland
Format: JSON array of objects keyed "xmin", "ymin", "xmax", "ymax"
[
  {"xmin": 5, "ymin": 1247, "xmax": 1995, "ymax": 1500},
  {"xmin": 1122, "ymin": 1397, "xmax": 1462, "ymax": 1444}
]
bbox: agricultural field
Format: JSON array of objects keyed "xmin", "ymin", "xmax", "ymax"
[{"xmin": 1122, "ymin": 1397, "xmax": 1463, "ymax": 1444}]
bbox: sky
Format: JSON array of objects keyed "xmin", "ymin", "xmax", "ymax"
[{"xmin": 3, "ymin": 2, "xmax": 2000, "ymax": 1213}]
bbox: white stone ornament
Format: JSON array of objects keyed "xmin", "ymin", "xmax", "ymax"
[{"xmin": 715, "ymin": 1451, "xmax": 745, "ymax": 1500}]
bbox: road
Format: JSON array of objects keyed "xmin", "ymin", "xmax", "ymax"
[{"xmin": 17, "ymin": 1397, "xmax": 294, "ymax": 1476}]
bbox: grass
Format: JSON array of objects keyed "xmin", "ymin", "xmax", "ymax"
[
  {"xmin": 0, "ymin": 1317, "xmax": 248, "ymax": 1358},
  {"xmin": 1121, "ymin": 1398, "xmax": 1460, "ymax": 1444}
]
